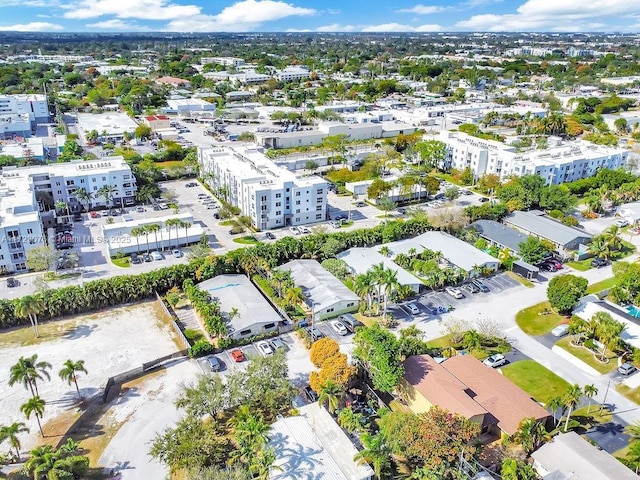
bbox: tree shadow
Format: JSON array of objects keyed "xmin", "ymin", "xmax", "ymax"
[{"xmin": 63, "ymin": 323, "xmax": 98, "ymax": 340}]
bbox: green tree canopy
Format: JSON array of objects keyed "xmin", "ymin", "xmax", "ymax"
[{"xmin": 547, "ymin": 274, "xmax": 588, "ymax": 314}]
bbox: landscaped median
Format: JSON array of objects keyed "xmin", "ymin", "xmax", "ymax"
[{"xmin": 554, "ymin": 336, "xmax": 617, "ymax": 375}]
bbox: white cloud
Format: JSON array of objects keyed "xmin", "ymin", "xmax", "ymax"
[
  {"xmin": 165, "ymin": 0, "xmax": 316, "ymax": 32},
  {"xmin": 396, "ymin": 4, "xmax": 445, "ymax": 14},
  {"xmin": 63, "ymin": 0, "xmax": 200, "ymax": 20},
  {"xmin": 86, "ymin": 19, "xmax": 146, "ymax": 29},
  {"xmin": 361, "ymin": 22, "xmax": 442, "ymax": 32},
  {"xmin": 315, "ymin": 23, "xmax": 356, "ymax": 32},
  {"xmin": 0, "ymin": 21, "xmax": 63, "ymax": 31},
  {"xmin": 456, "ymin": 0, "xmax": 638, "ymax": 31}
]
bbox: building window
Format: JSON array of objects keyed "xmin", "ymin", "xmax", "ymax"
[
  {"xmin": 295, "ymin": 191, "xmax": 300, "ymax": 196},
  {"xmin": 275, "ymin": 193, "xmax": 281, "ymax": 198},
  {"xmin": 239, "ymin": 329, "xmax": 251, "ymax": 336},
  {"xmin": 261, "ymin": 196, "xmax": 266, "ymax": 201},
  {"xmin": 57, "ymin": 190, "xmax": 62, "ymax": 195},
  {"xmin": 347, "ymin": 302, "xmax": 354, "ymax": 307},
  {"xmin": 276, "ymin": 211, "xmax": 281, "ymax": 216},
  {"xmin": 316, "ymin": 206, "xmax": 322, "ymax": 211},
  {"xmin": 318, "ymin": 189, "xmax": 323, "ymax": 194},
  {"xmin": 316, "ymin": 214, "xmax": 322, "ymax": 219},
  {"xmin": 326, "ymin": 308, "xmax": 334, "ymax": 313},
  {"xmin": 264, "ymin": 323, "xmax": 275, "ymax": 329},
  {"xmin": 296, "ymin": 209, "xmax": 300, "ymax": 213},
  {"xmin": 102, "ymin": 177, "xmax": 106, "ymax": 181},
  {"xmin": 276, "ymin": 202, "xmax": 281, "ymax": 207},
  {"xmin": 80, "ymin": 179, "xmax": 85, "ymax": 183},
  {"xmin": 296, "ymin": 200, "xmax": 301, "ymax": 205},
  {"xmin": 92, "ymin": 178, "xmax": 96, "ymax": 182},
  {"xmin": 55, "ymin": 181, "xmax": 61, "ymax": 186},
  {"xmin": 26, "ymin": 229, "xmax": 33, "ymax": 234},
  {"xmin": 295, "ymin": 218, "xmax": 300, "ymax": 222}
]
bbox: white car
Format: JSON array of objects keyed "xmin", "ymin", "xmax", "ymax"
[
  {"xmin": 551, "ymin": 324, "xmax": 569, "ymax": 337},
  {"xmin": 407, "ymin": 303, "xmax": 420, "ymax": 315},
  {"xmin": 483, "ymin": 354, "xmax": 506, "ymax": 368},
  {"xmin": 172, "ymin": 249, "xmax": 184, "ymax": 258},
  {"xmin": 151, "ymin": 251, "xmax": 164, "ymax": 261},
  {"xmin": 256, "ymin": 340, "xmax": 275, "ymax": 357},
  {"xmin": 330, "ymin": 320, "xmax": 348, "ymax": 336},
  {"xmin": 289, "ymin": 226, "xmax": 301, "ymax": 235},
  {"xmin": 616, "ymin": 219, "xmax": 629, "ymax": 228},
  {"xmin": 445, "ymin": 286, "xmax": 464, "ymax": 299},
  {"xmin": 299, "ymin": 226, "xmax": 311, "ymax": 234}
]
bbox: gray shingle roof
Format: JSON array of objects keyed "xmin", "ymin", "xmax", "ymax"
[
  {"xmin": 470, "ymin": 220, "xmax": 530, "ymax": 253},
  {"xmin": 504, "ymin": 210, "xmax": 591, "ymax": 247}
]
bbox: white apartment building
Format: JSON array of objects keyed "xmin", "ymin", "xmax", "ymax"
[
  {"xmin": 199, "ymin": 146, "xmax": 327, "ymax": 230},
  {"xmin": 201, "ymin": 57, "xmax": 246, "ymax": 67},
  {"xmin": 439, "ymin": 131, "xmax": 628, "ymax": 185},
  {"xmin": 0, "ymin": 94, "xmax": 49, "ymax": 139},
  {"xmin": 275, "ymin": 66, "xmax": 310, "ymax": 82}
]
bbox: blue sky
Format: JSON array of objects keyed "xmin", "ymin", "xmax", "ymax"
[{"xmin": 1, "ymin": 0, "xmax": 639, "ymax": 33}]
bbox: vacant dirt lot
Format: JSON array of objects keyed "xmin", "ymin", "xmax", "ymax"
[{"xmin": 0, "ymin": 301, "xmax": 180, "ymax": 453}]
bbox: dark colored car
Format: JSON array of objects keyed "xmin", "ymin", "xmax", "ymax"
[
  {"xmin": 265, "ymin": 232, "xmax": 276, "ymax": 240},
  {"xmin": 478, "ymin": 197, "xmax": 490, "ymax": 203},
  {"xmin": 471, "ymin": 279, "xmax": 490, "ymax": 292},
  {"xmin": 6, "ymin": 277, "xmax": 16, "ymax": 288},
  {"xmin": 463, "ymin": 282, "xmax": 480, "ymax": 294},
  {"xmin": 539, "ymin": 263, "xmax": 557, "ymax": 272},
  {"xmin": 334, "ymin": 213, "xmax": 348, "ymax": 221},
  {"xmin": 143, "ymin": 252, "xmax": 152, "ymax": 262},
  {"xmin": 213, "ymin": 212, "xmax": 220, "ymax": 219},
  {"xmin": 130, "ymin": 253, "xmax": 141, "ymax": 264},
  {"xmin": 229, "ymin": 229, "xmax": 241, "ymax": 235},
  {"xmin": 591, "ymin": 257, "xmax": 609, "ymax": 268},
  {"xmin": 303, "ymin": 385, "xmax": 319, "ymax": 402},
  {"xmin": 397, "ymin": 207, "xmax": 407, "ymax": 215},
  {"xmin": 305, "ymin": 326, "xmax": 325, "ymax": 342},
  {"xmin": 73, "ymin": 213, "xmax": 83, "ymax": 222}
]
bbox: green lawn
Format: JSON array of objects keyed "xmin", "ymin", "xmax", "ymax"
[
  {"xmin": 587, "ymin": 277, "xmax": 617, "ymax": 295},
  {"xmin": 232, "ymin": 236, "xmax": 260, "ymax": 245},
  {"xmin": 617, "ymin": 384, "xmax": 640, "ymax": 405},
  {"xmin": 111, "ymin": 257, "xmax": 130, "ymax": 268},
  {"xmin": 555, "ymin": 337, "xmax": 618, "ymax": 374},
  {"xmin": 502, "ymin": 360, "xmax": 570, "ymax": 404},
  {"xmin": 155, "ymin": 160, "xmax": 187, "ymax": 169},
  {"xmin": 516, "ymin": 301, "xmax": 567, "ymax": 336},
  {"xmin": 566, "ymin": 259, "xmax": 592, "ymax": 271},
  {"xmin": 505, "ymin": 270, "xmax": 534, "ymax": 288},
  {"xmin": 426, "ymin": 334, "xmax": 452, "ymax": 349}
]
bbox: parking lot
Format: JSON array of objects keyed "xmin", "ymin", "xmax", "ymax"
[{"xmin": 389, "ymin": 273, "xmax": 522, "ymax": 323}]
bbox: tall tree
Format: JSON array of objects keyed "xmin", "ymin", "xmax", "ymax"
[
  {"xmin": 20, "ymin": 396, "xmax": 46, "ymax": 436},
  {"xmin": 0, "ymin": 421, "xmax": 29, "ymax": 460},
  {"xmin": 354, "ymin": 432, "xmax": 391, "ymax": 480},
  {"xmin": 563, "ymin": 384, "xmax": 583, "ymax": 432},
  {"xmin": 59, "ymin": 359, "xmax": 88, "ymax": 399}
]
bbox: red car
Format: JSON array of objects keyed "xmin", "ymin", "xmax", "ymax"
[
  {"xmin": 89, "ymin": 211, "xmax": 99, "ymax": 218},
  {"xmin": 230, "ymin": 349, "xmax": 245, "ymax": 362}
]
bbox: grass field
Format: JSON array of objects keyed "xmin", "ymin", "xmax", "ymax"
[
  {"xmin": 556, "ymin": 337, "xmax": 618, "ymax": 374},
  {"xmin": 587, "ymin": 277, "xmax": 617, "ymax": 295},
  {"xmin": 232, "ymin": 236, "xmax": 260, "ymax": 245},
  {"xmin": 502, "ymin": 360, "xmax": 570, "ymax": 404},
  {"xmin": 505, "ymin": 270, "xmax": 534, "ymax": 288},
  {"xmin": 617, "ymin": 385, "xmax": 640, "ymax": 405},
  {"xmin": 516, "ymin": 301, "xmax": 567, "ymax": 336},
  {"xmin": 110, "ymin": 256, "xmax": 130, "ymax": 268},
  {"xmin": 566, "ymin": 259, "xmax": 592, "ymax": 271}
]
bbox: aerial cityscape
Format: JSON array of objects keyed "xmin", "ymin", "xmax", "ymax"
[{"xmin": 1, "ymin": 7, "xmax": 640, "ymax": 480}]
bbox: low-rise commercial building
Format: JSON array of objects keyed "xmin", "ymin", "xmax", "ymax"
[
  {"xmin": 0, "ymin": 94, "xmax": 49, "ymax": 139},
  {"xmin": 75, "ymin": 112, "xmax": 138, "ymax": 143},
  {"xmin": 280, "ymin": 259, "xmax": 360, "ymax": 320},
  {"xmin": 197, "ymin": 274, "xmax": 284, "ymax": 340},
  {"xmin": 470, "ymin": 219, "xmax": 530, "ymax": 255},
  {"xmin": 199, "ymin": 146, "xmax": 327, "ymax": 230}
]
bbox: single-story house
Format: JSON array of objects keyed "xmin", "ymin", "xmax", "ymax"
[
  {"xmin": 401, "ymin": 355, "xmax": 551, "ymax": 438},
  {"xmin": 504, "ymin": 210, "xmax": 592, "ymax": 258},
  {"xmin": 385, "ymin": 231, "xmax": 499, "ymax": 276},
  {"xmin": 269, "ymin": 402, "xmax": 374, "ymax": 480},
  {"xmin": 573, "ymin": 300, "xmax": 640, "ymax": 351},
  {"xmin": 531, "ymin": 431, "xmax": 639, "ymax": 479},
  {"xmin": 470, "ymin": 219, "xmax": 530, "ymax": 255},
  {"xmin": 196, "ymin": 274, "xmax": 283, "ymax": 340},
  {"xmin": 618, "ymin": 202, "xmax": 640, "ymax": 225},
  {"xmin": 280, "ymin": 259, "xmax": 360, "ymax": 320},
  {"xmin": 337, "ymin": 247, "xmax": 423, "ymax": 292}
]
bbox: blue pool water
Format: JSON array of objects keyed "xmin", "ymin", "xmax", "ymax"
[{"xmin": 627, "ymin": 305, "xmax": 640, "ymax": 318}]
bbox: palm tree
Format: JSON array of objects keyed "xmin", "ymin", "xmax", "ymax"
[
  {"xmin": 370, "ymin": 262, "xmax": 386, "ymax": 315},
  {"xmin": 54, "ymin": 200, "xmax": 69, "ymax": 222},
  {"xmin": 25, "ymin": 443, "xmax": 89, "ymax": 480},
  {"xmin": 142, "ymin": 224, "xmax": 152, "ymax": 253},
  {"xmin": 337, "ymin": 406, "xmax": 367, "ymax": 434},
  {"xmin": 249, "ymin": 447, "xmax": 282, "ymax": 480},
  {"xmin": 583, "ymin": 384, "xmax": 598, "ymax": 414},
  {"xmin": 130, "ymin": 226, "xmax": 143, "ymax": 253},
  {"xmin": 284, "ymin": 286, "xmax": 305, "ymax": 307},
  {"xmin": 547, "ymin": 395, "xmax": 564, "ymax": 427},
  {"xmin": 97, "ymin": 184, "xmax": 117, "ymax": 212},
  {"xmin": 0, "ymin": 421, "xmax": 29, "ymax": 460},
  {"xmin": 182, "ymin": 221, "xmax": 192, "ymax": 246},
  {"xmin": 21, "ymin": 396, "xmax": 45, "ymax": 436},
  {"xmin": 602, "ymin": 225, "xmax": 623, "ymax": 251},
  {"xmin": 379, "ymin": 246, "xmax": 391, "ymax": 257},
  {"xmin": 74, "ymin": 187, "xmax": 93, "ymax": 213},
  {"xmin": 513, "ymin": 417, "xmax": 546, "ymax": 455},
  {"xmin": 147, "ymin": 223, "xmax": 161, "ymax": 251},
  {"xmin": 14, "ymin": 295, "xmax": 44, "ymax": 338},
  {"xmin": 9, "ymin": 354, "xmax": 51, "ymax": 397},
  {"xmin": 229, "ymin": 307, "xmax": 240, "ymax": 323},
  {"xmin": 381, "ymin": 268, "xmax": 400, "ymax": 320},
  {"xmin": 627, "ymin": 441, "xmax": 640, "ymax": 474},
  {"xmin": 59, "ymin": 359, "xmax": 88, "ymax": 399},
  {"xmin": 626, "ymin": 422, "xmax": 640, "ymax": 442},
  {"xmin": 563, "ymin": 384, "xmax": 583, "ymax": 432},
  {"xmin": 354, "ymin": 432, "xmax": 391, "ymax": 479},
  {"xmin": 318, "ymin": 380, "xmax": 343, "ymax": 414},
  {"xmin": 354, "ymin": 272, "xmax": 375, "ymax": 314},
  {"xmin": 165, "ymin": 218, "xmax": 182, "ymax": 249}
]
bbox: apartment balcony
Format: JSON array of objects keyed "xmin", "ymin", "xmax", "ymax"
[{"xmin": 8, "ymin": 242, "xmax": 22, "ymax": 251}]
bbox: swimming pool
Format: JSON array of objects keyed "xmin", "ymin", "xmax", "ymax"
[{"xmin": 627, "ymin": 305, "xmax": 640, "ymax": 318}]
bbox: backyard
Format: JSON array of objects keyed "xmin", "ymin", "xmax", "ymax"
[{"xmin": 502, "ymin": 360, "xmax": 570, "ymax": 404}]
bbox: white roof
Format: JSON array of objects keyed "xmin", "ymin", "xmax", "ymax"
[
  {"xmin": 337, "ymin": 247, "xmax": 421, "ymax": 287},
  {"xmin": 76, "ymin": 112, "xmax": 137, "ymax": 135},
  {"xmin": 280, "ymin": 259, "xmax": 360, "ymax": 311},
  {"xmin": 573, "ymin": 301, "xmax": 640, "ymax": 351},
  {"xmin": 385, "ymin": 231, "xmax": 498, "ymax": 273},
  {"xmin": 270, "ymin": 403, "xmax": 373, "ymax": 480}
]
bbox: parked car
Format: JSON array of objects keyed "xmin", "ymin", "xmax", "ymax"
[
  {"xmin": 483, "ymin": 354, "xmax": 507, "ymax": 368},
  {"xmin": 330, "ymin": 320, "xmax": 349, "ymax": 336},
  {"xmin": 462, "ymin": 283, "xmax": 480, "ymax": 294},
  {"xmin": 289, "ymin": 226, "xmax": 301, "ymax": 235},
  {"xmin": 407, "ymin": 303, "xmax": 420, "ymax": 315},
  {"xmin": 299, "ymin": 226, "xmax": 311, "ymax": 234},
  {"xmin": 355, "ymin": 201, "xmax": 366, "ymax": 207},
  {"xmin": 6, "ymin": 277, "xmax": 16, "ymax": 288},
  {"xmin": 213, "ymin": 212, "xmax": 220, "ymax": 219},
  {"xmin": 172, "ymin": 249, "xmax": 184, "ymax": 258},
  {"xmin": 135, "ymin": 206, "xmax": 145, "ymax": 213},
  {"xmin": 269, "ymin": 337, "xmax": 287, "ymax": 351},
  {"xmin": 228, "ymin": 229, "xmax": 241, "ymax": 235},
  {"xmin": 265, "ymin": 232, "xmax": 276, "ymax": 240},
  {"xmin": 445, "ymin": 286, "xmax": 464, "ymax": 299},
  {"xmin": 329, "ymin": 221, "xmax": 340, "ymax": 229},
  {"xmin": 73, "ymin": 213, "xmax": 83, "ymax": 222},
  {"xmin": 206, "ymin": 355, "xmax": 221, "ymax": 372},
  {"xmin": 305, "ymin": 326, "xmax": 325, "ymax": 342},
  {"xmin": 143, "ymin": 252, "xmax": 152, "ymax": 262},
  {"xmin": 338, "ymin": 313, "xmax": 361, "ymax": 333},
  {"xmin": 551, "ymin": 324, "xmax": 570, "ymax": 337},
  {"xmin": 89, "ymin": 211, "xmax": 99, "ymax": 218},
  {"xmin": 545, "ymin": 258, "xmax": 563, "ymax": 269},
  {"xmin": 616, "ymin": 219, "xmax": 629, "ymax": 228},
  {"xmin": 151, "ymin": 251, "xmax": 164, "ymax": 261},
  {"xmin": 230, "ymin": 349, "xmax": 245, "ymax": 362},
  {"xmin": 397, "ymin": 207, "xmax": 407, "ymax": 215},
  {"xmin": 591, "ymin": 257, "xmax": 609, "ymax": 268},
  {"xmin": 539, "ymin": 263, "xmax": 557, "ymax": 272},
  {"xmin": 334, "ymin": 213, "xmax": 348, "ymax": 221},
  {"xmin": 130, "ymin": 253, "xmax": 141, "ymax": 264},
  {"xmin": 479, "ymin": 197, "xmax": 490, "ymax": 203},
  {"xmin": 618, "ymin": 362, "xmax": 637, "ymax": 376},
  {"xmin": 471, "ymin": 279, "xmax": 490, "ymax": 292},
  {"xmin": 197, "ymin": 193, "xmax": 208, "ymax": 198},
  {"xmin": 256, "ymin": 340, "xmax": 275, "ymax": 357},
  {"xmin": 461, "ymin": 189, "xmax": 472, "ymax": 195},
  {"xmin": 303, "ymin": 385, "xmax": 318, "ymax": 402},
  {"xmin": 185, "ymin": 182, "xmax": 197, "ymax": 187}
]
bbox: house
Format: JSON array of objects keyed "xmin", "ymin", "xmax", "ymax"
[
  {"xmin": 280, "ymin": 260, "xmax": 360, "ymax": 320},
  {"xmin": 337, "ymin": 247, "xmax": 423, "ymax": 293},
  {"xmin": 154, "ymin": 76, "xmax": 191, "ymax": 89},
  {"xmin": 269, "ymin": 402, "xmax": 373, "ymax": 480},
  {"xmin": 531, "ymin": 431, "xmax": 639, "ymax": 479},
  {"xmin": 401, "ymin": 355, "xmax": 551, "ymax": 437},
  {"xmin": 470, "ymin": 220, "xmax": 530, "ymax": 255},
  {"xmin": 196, "ymin": 274, "xmax": 283, "ymax": 340},
  {"xmin": 503, "ymin": 210, "xmax": 592, "ymax": 258},
  {"xmin": 384, "ymin": 231, "xmax": 499, "ymax": 277},
  {"xmin": 143, "ymin": 115, "xmax": 170, "ymax": 131}
]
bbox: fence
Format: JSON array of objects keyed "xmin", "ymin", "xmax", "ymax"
[
  {"xmin": 155, "ymin": 291, "xmax": 191, "ymax": 351},
  {"xmin": 102, "ymin": 349, "xmax": 189, "ymax": 403}
]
